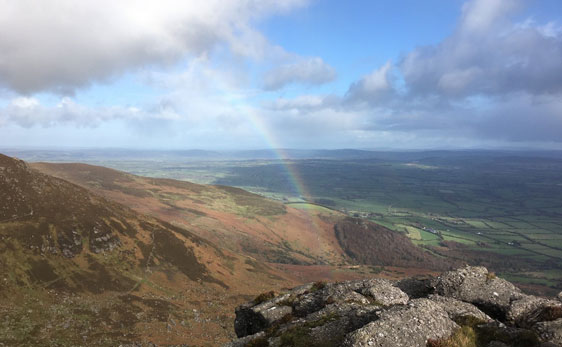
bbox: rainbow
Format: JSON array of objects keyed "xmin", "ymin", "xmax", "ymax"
[{"xmin": 246, "ymin": 111, "xmax": 322, "ymax": 234}]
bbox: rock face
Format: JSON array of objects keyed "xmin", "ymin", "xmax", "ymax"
[
  {"xmin": 343, "ymin": 299, "xmax": 458, "ymax": 347},
  {"xmin": 227, "ymin": 266, "xmax": 562, "ymax": 347},
  {"xmin": 432, "ymin": 266, "xmax": 525, "ymax": 320}
]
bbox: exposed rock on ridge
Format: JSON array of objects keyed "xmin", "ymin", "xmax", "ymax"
[{"xmin": 227, "ymin": 266, "xmax": 562, "ymax": 346}]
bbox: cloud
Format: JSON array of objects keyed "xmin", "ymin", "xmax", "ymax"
[
  {"xmin": 458, "ymin": 0, "xmax": 519, "ymax": 35},
  {"xmin": 265, "ymin": 94, "xmax": 340, "ymax": 112},
  {"xmin": 313, "ymin": 0, "xmax": 562, "ymax": 145},
  {"xmin": 263, "ymin": 57, "xmax": 336, "ymax": 90},
  {"xmin": 400, "ymin": 0, "xmax": 562, "ymax": 98},
  {"xmin": 0, "ymin": 0, "xmax": 309, "ymax": 94},
  {"xmin": 2, "ymin": 0, "xmax": 562, "ymax": 150},
  {"xmin": 1, "ymin": 96, "xmax": 146, "ymax": 127},
  {"xmin": 0, "ymin": 56, "xmax": 255, "ymax": 133},
  {"xmin": 263, "ymin": 0, "xmax": 562, "ymax": 146},
  {"xmin": 345, "ymin": 61, "xmax": 394, "ymax": 104}
]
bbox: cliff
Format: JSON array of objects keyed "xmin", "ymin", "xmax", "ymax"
[{"xmin": 228, "ymin": 266, "xmax": 562, "ymax": 347}]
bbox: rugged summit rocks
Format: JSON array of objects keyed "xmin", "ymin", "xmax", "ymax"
[
  {"xmin": 343, "ymin": 298, "xmax": 458, "ymax": 347},
  {"xmin": 433, "ymin": 265, "xmax": 525, "ymax": 320},
  {"xmin": 227, "ymin": 266, "xmax": 562, "ymax": 347}
]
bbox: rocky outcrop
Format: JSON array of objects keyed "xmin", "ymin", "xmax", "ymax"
[
  {"xmin": 428, "ymin": 294, "xmax": 493, "ymax": 322},
  {"xmin": 507, "ymin": 295, "xmax": 562, "ymax": 328},
  {"xmin": 534, "ymin": 318, "xmax": 562, "ymax": 345},
  {"xmin": 432, "ymin": 266, "xmax": 525, "ymax": 320},
  {"xmin": 343, "ymin": 299, "xmax": 458, "ymax": 347},
  {"xmin": 227, "ymin": 266, "xmax": 562, "ymax": 347}
]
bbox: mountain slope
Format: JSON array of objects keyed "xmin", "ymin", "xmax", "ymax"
[
  {"xmin": 0, "ymin": 154, "xmax": 293, "ymax": 345},
  {"xmin": 32, "ymin": 161, "xmax": 350, "ymax": 266}
]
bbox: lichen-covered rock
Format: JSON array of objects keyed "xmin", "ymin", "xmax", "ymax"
[
  {"xmin": 291, "ymin": 290, "xmax": 326, "ymax": 317},
  {"xmin": 89, "ymin": 222, "xmax": 121, "ymax": 254},
  {"xmin": 288, "ymin": 278, "xmax": 408, "ymax": 317},
  {"xmin": 234, "ymin": 292, "xmax": 294, "ymax": 338},
  {"xmin": 487, "ymin": 341, "xmax": 510, "ymax": 347},
  {"xmin": 342, "ymin": 299, "xmax": 458, "ymax": 347},
  {"xmin": 507, "ymin": 295, "xmax": 562, "ymax": 328},
  {"xmin": 429, "ymin": 294, "xmax": 493, "ymax": 322},
  {"xmin": 468, "ymin": 320, "xmax": 541, "ymax": 346},
  {"xmin": 396, "ymin": 276, "xmax": 433, "ymax": 299},
  {"xmin": 224, "ymin": 331, "xmax": 266, "ymax": 347},
  {"xmin": 58, "ymin": 229, "xmax": 83, "ymax": 258},
  {"xmin": 433, "ymin": 266, "xmax": 524, "ymax": 319},
  {"xmin": 359, "ymin": 278, "xmax": 409, "ymax": 306},
  {"xmin": 534, "ymin": 318, "xmax": 562, "ymax": 345},
  {"xmin": 268, "ymin": 303, "xmax": 381, "ymax": 347},
  {"xmin": 304, "ymin": 304, "xmax": 380, "ymax": 346},
  {"xmin": 227, "ymin": 266, "xmax": 560, "ymax": 347}
]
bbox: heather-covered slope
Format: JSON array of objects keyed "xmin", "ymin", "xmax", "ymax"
[
  {"xmin": 0, "ymin": 154, "xmax": 293, "ymax": 345},
  {"xmin": 33, "ymin": 161, "xmax": 350, "ymax": 266}
]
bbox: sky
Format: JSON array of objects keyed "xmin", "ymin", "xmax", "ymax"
[{"xmin": 1, "ymin": 0, "xmax": 562, "ymax": 150}]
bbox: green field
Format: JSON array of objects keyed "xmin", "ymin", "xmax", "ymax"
[{"xmin": 285, "ymin": 202, "xmax": 336, "ymax": 213}]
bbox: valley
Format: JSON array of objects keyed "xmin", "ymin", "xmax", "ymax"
[
  {"xmin": 12, "ymin": 149, "xmax": 561, "ymax": 295},
  {"xmin": 1, "ymin": 152, "xmax": 439, "ymax": 346},
  {"xmin": 1, "ymin": 149, "xmax": 561, "ymax": 345}
]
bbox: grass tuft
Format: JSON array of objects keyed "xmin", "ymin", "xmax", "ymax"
[
  {"xmin": 310, "ymin": 281, "xmax": 327, "ymax": 292},
  {"xmin": 254, "ymin": 291, "xmax": 276, "ymax": 305},
  {"xmin": 428, "ymin": 315, "xmax": 541, "ymax": 347}
]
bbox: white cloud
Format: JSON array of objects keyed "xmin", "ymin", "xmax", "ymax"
[
  {"xmin": 262, "ymin": 0, "xmax": 562, "ymax": 146},
  {"xmin": 263, "ymin": 57, "xmax": 336, "ymax": 90},
  {"xmin": 458, "ymin": 0, "xmax": 519, "ymax": 35},
  {"xmin": 345, "ymin": 61, "xmax": 394, "ymax": 104},
  {"xmin": 11, "ymin": 97, "xmax": 39, "ymax": 109},
  {"xmin": 265, "ymin": 94, "xmax": 340, "ymax": 112},
  {"xmin": 2, "ymin": 0, "xmax": 562, "ymax": 149},
  {"xmin": 0, "ymin": 0, "xmax": 309, "ymax": 94},
  {"xmin": 400, "ymin": 0, "xmax": 562, "ymax": 97},
  {"xmin": 2, "ymin": 96, "xmax": 143, "ymax": 128}
]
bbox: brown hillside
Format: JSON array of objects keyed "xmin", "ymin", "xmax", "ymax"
[
  {"xmin": 0, "ymin": 154, "xmax": 294, "ymax": 345},
  {"xmin": 33, "ymin": 161, "xmax": 350, "ymax": 266}
]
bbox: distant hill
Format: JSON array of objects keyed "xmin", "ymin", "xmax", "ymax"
[
  {"xmin": 6, "ymin": 148, "xmax": 562, "ymax": 163},
  {"xmin": 335, "ymin": 217, "xmax": 456, "ymax": 270}
]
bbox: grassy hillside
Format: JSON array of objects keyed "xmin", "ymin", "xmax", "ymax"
[
  {"xmin": 33, "ymin": 162, "xmax": 349, "ymax": 267},
  {"xmin": 0, "ymin": 154, "xmax": 295, "ymax": 345}
]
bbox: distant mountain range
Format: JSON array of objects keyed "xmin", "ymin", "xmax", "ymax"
[{"xmin": 4, "ymin": 148, "xmax": 562, "ymax": 163}]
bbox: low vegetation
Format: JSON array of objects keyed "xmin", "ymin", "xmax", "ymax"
[
  {"xmin": 254, "ymin": 291, "xmax": 276, "ymax": 305},
  {"xmin": 427, "ymin": 316, "xmax": 541, "ymax": 347}
]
